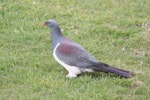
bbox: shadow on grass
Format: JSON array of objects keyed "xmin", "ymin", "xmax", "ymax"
[
  {"xmin": 62, "ymin": 69, "xmax": 134, "ymax": 79},
  {"xmin": 79, "ymin": 72, "xmax": 132, "ymax": 79},
  {"xmin": 79, "ymin": 72, "xmax": 134, "ymax": 88}
]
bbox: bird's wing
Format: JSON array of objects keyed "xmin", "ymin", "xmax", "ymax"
[{"xmin": 55, "ymin": 38, "xmax": 98, "ymax": 68}]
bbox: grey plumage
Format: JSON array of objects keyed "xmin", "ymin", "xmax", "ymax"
[{"xmin": 42, "ymin": 19, "xmax": 133, "ymax": 78}]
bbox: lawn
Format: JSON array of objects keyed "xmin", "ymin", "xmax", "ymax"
[{"xmin": 0, "ymin": 0, "xmax": 150, "ymax": 100}]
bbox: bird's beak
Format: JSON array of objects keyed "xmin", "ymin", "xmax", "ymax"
[{"xmin": 41, "ymin": 22, "xmax": 46, "ymax": 26}]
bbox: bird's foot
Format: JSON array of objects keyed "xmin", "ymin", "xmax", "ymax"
[{"xmin": 66, "ymin": 73, "xmax": 77, "ymax": 78}]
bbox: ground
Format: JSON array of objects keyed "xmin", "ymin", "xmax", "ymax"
[{"xmin": 0, "ymin": 0, "xmax": 150, "ymax": 100}]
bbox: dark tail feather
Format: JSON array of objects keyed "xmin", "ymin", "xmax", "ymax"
[{"xmin": 93, "ymin": 62, "xmax": 133, "ymax": 78}]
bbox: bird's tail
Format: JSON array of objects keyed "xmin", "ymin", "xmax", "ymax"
[{"xmin": 92, "ymin": 62, "xmax": 133, "ymax": 78}]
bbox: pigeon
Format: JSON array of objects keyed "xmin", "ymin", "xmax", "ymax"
[{"xmin": 41, "ymin": 19, "xmax": 133, "ymax": 78}]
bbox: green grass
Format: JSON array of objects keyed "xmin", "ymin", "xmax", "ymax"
[{"xmin": 0, "ymin": 0, "xmax": 150, "ymax": 99}]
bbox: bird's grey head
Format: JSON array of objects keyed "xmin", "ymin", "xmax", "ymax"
[{"xmin": 41, "ymin": 19, "xmax": 57, "ymax": 28}]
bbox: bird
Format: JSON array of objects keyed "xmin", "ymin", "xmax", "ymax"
[{"xmin": 41, "ymin": 19, "xmax": 133, "ymax": 78}]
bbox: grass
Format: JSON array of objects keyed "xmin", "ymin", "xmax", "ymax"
[{"xmin": 0, "ymin": 0, "xmax": 150, "ymax": 99}]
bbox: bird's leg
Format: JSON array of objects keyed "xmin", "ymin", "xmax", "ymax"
[{"xmin": 66, "ymin": 73, "xmax": 77, "ymax": 78}]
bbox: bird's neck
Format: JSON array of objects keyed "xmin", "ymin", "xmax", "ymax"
[{"xmin": 50, "ymin": 24, "xmax": 63, "ymax": 52}]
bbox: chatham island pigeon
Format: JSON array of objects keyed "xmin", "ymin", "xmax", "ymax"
[{"xmin": 41, "ymin": 19, "xmax": 133, "ymax": 78}]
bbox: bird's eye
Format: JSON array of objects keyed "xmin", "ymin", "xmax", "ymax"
[{"xmin": 46, "ymin": 22, "xmax": 50, "ymax": 24}]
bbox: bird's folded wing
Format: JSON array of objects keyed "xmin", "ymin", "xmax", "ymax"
[{"xmin": 55, "ymin": 39, "xmax": 98, "ymax": 68}]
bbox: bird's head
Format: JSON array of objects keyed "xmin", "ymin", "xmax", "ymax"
[{"xmin": 41, "ymin": 19, "xmax": 57, "ymax": 28}]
